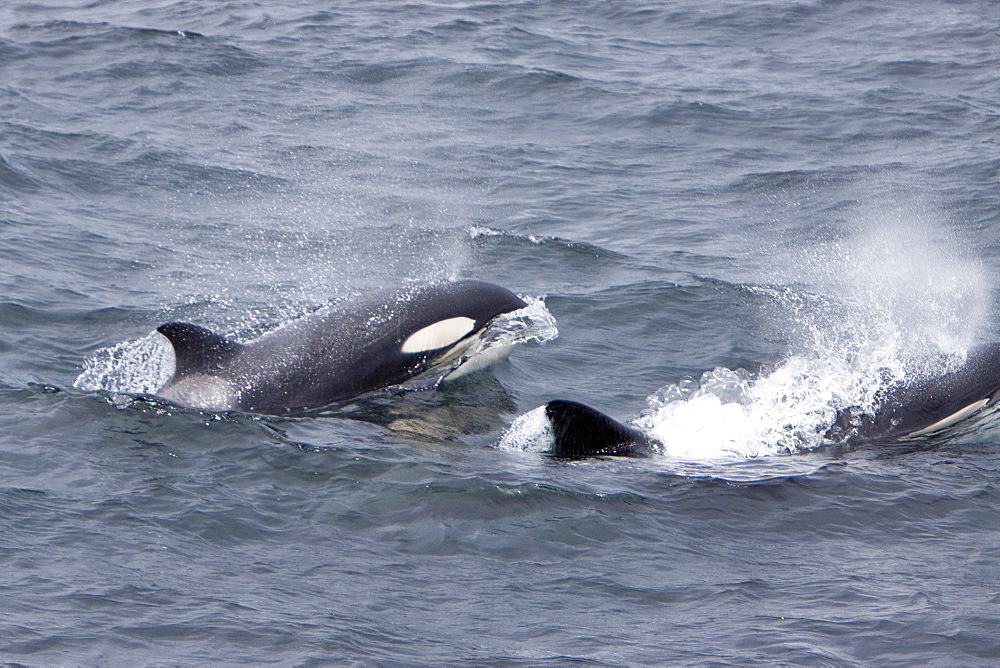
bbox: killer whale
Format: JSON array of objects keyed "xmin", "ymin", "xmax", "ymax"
[
  {"xmin": 155, "ymin": 280, "xmax": 528, "ymax": 415},
  {"xmin": 529, "ymin": 343, "xmax": 1000, "ymax": 459}
]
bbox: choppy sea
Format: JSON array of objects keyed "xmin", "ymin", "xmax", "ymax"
[{"xmin": 2, "ymin": 1, "xmax": 1000, "ymax": 663}]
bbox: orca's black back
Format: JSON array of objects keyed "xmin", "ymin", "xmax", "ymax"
[
  {"xmin": 848, "ymin": 342, "xmax": 1000, "ymax": 441},
  {"xmin": 233, "ymin": 280, "xmax": 526, "ymax": 414},
  {"xmin": 544, "ymin": 400, "xmax": 654, "ymax": 459}
]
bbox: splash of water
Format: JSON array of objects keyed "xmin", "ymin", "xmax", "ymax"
[
  {"xmin": 74, "ymin": 331, "xmax": 176, "ymax": 396},
  {"xmin": 635, "ymin": 211, "xmax": 992, "ymax": 459},
  {"xmin": 472, "ymin": 295, "xmax": 559, "ymax": 351},
  {"xmin": 498, "ymin": 207, "xmax": 993, "ymax": 462},
  {"xmin": 496, "ymin": 405, "xmax": 554, "ymax": 453}
]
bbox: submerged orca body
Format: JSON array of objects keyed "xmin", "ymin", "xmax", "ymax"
[
  {"xmin": 155, "ymin": 280, "xmax": 527, "ymax": 415},
  {"xmin": 536, "ymin": 343, "xmax": 1000, "ymax": 459},
  {"xmin": 832, "ymin": 342, "xmax": 1000, "ymax": 443}
]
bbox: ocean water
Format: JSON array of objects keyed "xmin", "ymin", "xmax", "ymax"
[{"xmin": 3, "ymin": 0, "xmax": 1000, "ymax": 663}]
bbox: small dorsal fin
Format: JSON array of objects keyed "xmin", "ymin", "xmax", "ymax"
[{"xmin": 157, "ymin": 322, "xmax": 241, "ymax": 377}]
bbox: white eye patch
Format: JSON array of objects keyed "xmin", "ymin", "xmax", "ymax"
[{"xmin": 401, "ymin": 316, "xmax": 477, "ymax": 354}]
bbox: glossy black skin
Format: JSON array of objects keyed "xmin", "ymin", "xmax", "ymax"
[
  {"xmin": 829, "ymin": 342, "xmax": 1000, "ymax": 443},
  {"xmin": 543, "ymin": 400, "xmax": 655, "ymax": 459},
  {"xmin": 157, "ymin": 280, "xmax": 526, "ymax": 415},
  {"xmin": 541, "ymin": 343, "xmax": 1000, "ymax": 459}
]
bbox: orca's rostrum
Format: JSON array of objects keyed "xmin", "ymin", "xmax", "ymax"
[{"xmin": 154, "ymin": 280, "xmax": 533, "ymax": 415}]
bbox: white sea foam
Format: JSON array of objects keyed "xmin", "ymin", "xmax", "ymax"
[{"xmin": 467, "ymin": 226, "xmax": 546, "ymax": 245}]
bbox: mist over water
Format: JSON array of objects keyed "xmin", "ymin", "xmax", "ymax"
[
  {"xmin": 158, "ymin": 225, "xmax": 474, "ymax": 334},
  {"xmin": 778, "ymin": 200, "xmax": 991, "ymax": 360}
]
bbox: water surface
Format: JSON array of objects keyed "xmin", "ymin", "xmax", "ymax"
[{"xmin": 2, "ymin": 1, "xmax": 999, "ymax": 663}]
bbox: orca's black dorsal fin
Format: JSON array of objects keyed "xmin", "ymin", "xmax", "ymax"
[
  {"xmin": 544, "ymin": 400, "xmax": 655, "ymax": 459},
  {"xmin": 157, "ymin": 321, "xmax": 242, "ymax": 378}
]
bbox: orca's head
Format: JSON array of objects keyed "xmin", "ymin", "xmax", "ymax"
[{"xmin": 543, "ymin": 400, "xmax": 656, "ymax": 459}]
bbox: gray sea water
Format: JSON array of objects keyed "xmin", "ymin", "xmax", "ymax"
[{"xmin": 3, "ymin": 0, "xmax": 1000, "ymax": 663}]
